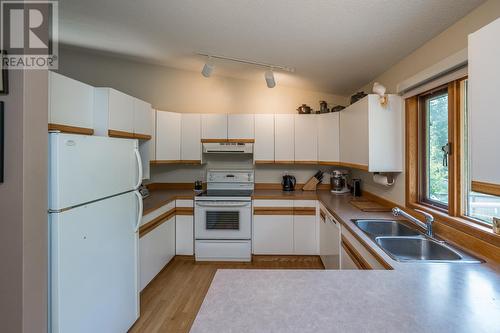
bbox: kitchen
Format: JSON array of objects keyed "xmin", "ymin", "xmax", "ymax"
[{"xmin": 2, "ymin": 1, "xmax": 500, "ymax": 333}]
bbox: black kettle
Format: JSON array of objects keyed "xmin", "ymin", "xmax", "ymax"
[{"xmin": 282, "ymin": 175, "xmax": 296, "ymax": 192}]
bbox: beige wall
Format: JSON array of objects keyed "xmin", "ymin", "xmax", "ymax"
[
  {"xmin": 352, "ymin": 0, "xmax": 500, "ymax": 205},
  {"xmin": 0, "ymin": 69, "xmax": 49, "ymax": 333},
  {"xmin": 57, "ymin": 47, "xmax": 348, "ymax": 114},
  {"xmin": 0, "ymin": 68, "xmax": 24, "ymax": 333}
]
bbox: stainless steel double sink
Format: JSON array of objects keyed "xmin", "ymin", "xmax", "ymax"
[{"xmin": 352, "ymin": 219, "xmax": 482, "ymax": 263}]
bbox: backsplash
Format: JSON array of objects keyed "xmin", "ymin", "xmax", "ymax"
[{"xmin": 149, "ymin": 155, "xmax": 336, "ymax": 185}]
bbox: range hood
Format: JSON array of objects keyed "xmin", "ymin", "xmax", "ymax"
[{"xmin": 202, "ymin": 142, "xmax": 253, "ymax": 154}]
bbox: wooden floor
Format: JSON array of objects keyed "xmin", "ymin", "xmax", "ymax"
[{"xmin": 129, "ymin": 255, "xmax": 324, "ymax": 333}]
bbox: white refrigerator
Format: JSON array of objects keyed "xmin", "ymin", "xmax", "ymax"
[{"xmin": 48, "ymin": 133, "xmax": 143, "ymax": 333}]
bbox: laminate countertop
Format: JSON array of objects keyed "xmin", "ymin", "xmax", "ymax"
[
  {"xmin": 142, "ymin": 189, "xmax": 196, "ymax": 215},
  {"xmin": 188, "ymin": 190, "xmax": 500, "ymax": 333}
]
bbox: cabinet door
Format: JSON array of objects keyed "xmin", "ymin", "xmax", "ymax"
[
  {"xmin": 294, "ymin": 215, "xmax": 317, "ymax": 254},
  {"xmin": 274, "ymin": 114, "xmax": 294, "ymax": 162},
  {"xmin": 228, "ymin": 114, "xmax": 254, "ymax": 140},
  {"xmin": 133, "ymin": 98, "xmax": 153, "ymax": 137},
  {"xmin": 139, "ymin": 217, "xmax": 175, "ymax": 291},
  {"xmin": 294, "ymin": 114, "xmax": 318, "ymax": 163},
  {"xmin": 253, "ymin": 215, "xmax": 294, "ymax": 254},
  {"xmin": 107, "ymin": 89, "xmax": 134, "ymax": 133},
  {"xmin": 176, "ymin": 215, "xmax": 194, "ymax": 255},
  {"xmin": 156, "ymin": 111, "xmax": 181, "ymax": 161},
  {"xmin": 201, "ymin": 114, "xmax": 227, "ymax": 140},
  {"xmin": 181, "ymin": 113, "xmax": 201, "ymax": 162},
  {"xmin": 254, "ymin": 114, "xmax": 275, "ymax": 162},
  {"xmin": 339, "ymin": 97, "xmax": 369, "ymax": 169},
  {"xmin": 469, "ymin": 18, "xmax": 500, "ymax": 193},
  {"xmin": 368, "ymin": 95, "xmax": 403, "ymax": 172},
  {"xmin": 340, "ymin": 246, "xmax": 359, "ymax": 270},
  {"xmin": 318, "ymin": 113, "xmax": 340, "ymax": 163},
  {"xmin": 49, "ymin": 72, "xmax": 94, "ymax": 129}
]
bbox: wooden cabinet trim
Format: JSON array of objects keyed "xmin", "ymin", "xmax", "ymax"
[
  {"xmin": 341, "ymin": 235, "xmax": 372, "ymax": 270},
  {"xmin": 176, "ymin": 207, "xmax": 194, "ymax": 216},
  {"xmin": 318, "ymin": 161, "xmax": 341, "ymax": 166},
  {"xmin": 48, "ymin": 123, "xmax": 94, "ymax": 135},
  {"xmin": 139, "ymin": 208, "xmax": 176, "ymax": 238},
  {"xmin": 254, "ymin": 160, "xmax": 276, "ymax": 164},
  {"xmin": 293, "ymin": 207, "xmax": 316, "ymax": 216},
  {"xmin": 294, "ymin": 161, "xmax": 319, "ymax": 165},
  {"xmin": 471, "ymin": 181, "xmax": 500, "ymax": 197},
  {"xmin": 134, "ymin": 133, "xmax": 152, "ymax": 140},
  {"xmin": 273, "ymin": 160, "xmax": 295, "ymax": 165},
  {"xmin": 254, "ymin": 207, "xmax": 294, "ymax": 215},
  {"xmin": 253, "ymin": 207, "xmax": 316, "ymax": 216},
  {"xmin": 339, "ymin": 162, "xmax": 369, "ymax": 171},
  {"xmin": 108, "ymin": 129, "xmax": 136, "ymax": 139},
  {"xmin": 151, "ymin": 160, "xmax": 202, "ymax": 165},
  {"xmin": 201, "ymin": 138, "xmax": 255, "ymax": 143}
]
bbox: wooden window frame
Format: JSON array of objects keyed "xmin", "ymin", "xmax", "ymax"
[
  {"xmin": 406, "ymin": 76, "xmax": 500, "ymax": 243},
  {"xmin": 417, "ymin": 86, "xmax": 450, "ymax": 211}
]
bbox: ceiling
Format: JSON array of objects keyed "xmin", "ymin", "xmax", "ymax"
[{"xmin": 59, "ymin": 0, "xmax": 484, "ymax": 94}]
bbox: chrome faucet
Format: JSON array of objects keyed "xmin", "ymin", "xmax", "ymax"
[{"xmin": 392, "ymin": 207, "xmax": 434, "ymax": 237}]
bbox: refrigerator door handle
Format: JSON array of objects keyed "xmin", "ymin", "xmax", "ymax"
[
  {"xmin": 134, "ymin": 190, "xmax": 143, "ymax": 233},
  {"xmin": 134, "ymin": 148, "xmax": 143, "ymax": 189}
]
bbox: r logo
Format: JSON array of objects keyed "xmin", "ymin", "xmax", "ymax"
[{"xmin": 2, "ymin": 1, "xmax": 55, "ymax": 55}]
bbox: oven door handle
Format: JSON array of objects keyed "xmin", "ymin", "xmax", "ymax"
[{"xmin": 195, "ymin": 202, "xmax": 251, "ymax": 208}]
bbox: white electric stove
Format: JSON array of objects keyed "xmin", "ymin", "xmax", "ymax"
[{"xmin": 194, "ymin": 170, "xmax": 254, "ymax": 261}]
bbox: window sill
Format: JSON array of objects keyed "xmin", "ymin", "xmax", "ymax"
[{"xmin": 407, "ymin": 202, "xmax": 500, "ymax": 248}]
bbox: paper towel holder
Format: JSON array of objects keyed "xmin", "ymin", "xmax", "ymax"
[{"xmin": 373, "ymin": 172, "xmax": 396, "ymax": 187}]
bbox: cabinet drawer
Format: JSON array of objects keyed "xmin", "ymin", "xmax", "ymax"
[{"xmin": 253, "ymin": 200, "xmax": 293, "ymax": 207}]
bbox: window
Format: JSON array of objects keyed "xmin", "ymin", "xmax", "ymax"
[
  {"xmin": 419, "ymin": 88, "xmax": 449, "ymax": 208},
  {"xmin": 407, "ymin": 77, "xmax": 500, "ymax": 228},
  {"xmin": 461, "ymin": 79, "xmax": 500, "ymax": 225}
]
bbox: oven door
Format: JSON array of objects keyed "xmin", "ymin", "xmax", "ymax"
[{"xmin": 195, "ymin": 201, "xmax": 252, "ymax": 240}]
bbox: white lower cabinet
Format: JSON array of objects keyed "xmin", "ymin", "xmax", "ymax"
[
  {"xmin": 293, "ymin": 216, "xmax": 317, "ymax": 254},
  {"xmin": 176, "ymin": 215, "xmax": 194, "ymax": 255},
  {"xmin": 139, "ymin": 217, "xmax": 175, "ymax": 291},
  {"xmin": 253, "ymin": 200, "xmax": 317, "ymax": 255},
  {"xmin": 253, "ymin": 215, "xmax": 294, "ymax": 254}
]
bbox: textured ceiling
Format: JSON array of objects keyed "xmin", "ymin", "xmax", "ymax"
[{"xmin": 59, "ymin": 0, "xmax": 484, "ymax": 94}]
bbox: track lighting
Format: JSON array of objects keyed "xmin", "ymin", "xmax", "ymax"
[
  {"xmin": 201, "ymin": 58, "xmax": 215, "ymax": 78},
  {"xmin": 265, "ymin": 70, "xmax": 276, "ymax": 88},
  {"xmin": 198, "ymin": 53, "xmax": 293, "ymax": 88}
]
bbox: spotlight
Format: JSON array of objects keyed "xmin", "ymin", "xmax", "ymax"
[
  {"xmin": 202, "ymin": 61, "xmax": 214, "ymax": 78},
  {"xmin": 265, "ymin": 70, "xmax": 275, "ymax": 88}
]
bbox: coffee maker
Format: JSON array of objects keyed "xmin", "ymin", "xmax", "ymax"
[
  {"xmin": 330, "ymin": 170, "xmax": 350, "ymax": 194},
  {"xmin": 282, "ymin": 174, "xmax": 296, "ymax": 192}
]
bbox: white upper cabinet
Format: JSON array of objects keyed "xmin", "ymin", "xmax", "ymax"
[
  {"xmin": 228, "ymin": 114, "xmax": 255, "ymax": 140},
  {"xmin": 318, "ymin": 113, "xmax": 340, "ymax": 164},
  {"xmin": 49, "ymin": 72, "xmax": 94, "ymax": 130},
  {"xmin": 254, "ymin": 114, "xmax": 275, "ymax": 162},
  {"xmin": 201, "ymin": 114, "xmax": 227, "ymax": 140},
  {"xmin": 133, "ymin": 98, "xmax": 153, "ymax": 137},
  {"xmin": 94, "ymin": 88, "xmax": 135, "ymax": 136},
  {"xmin": 339, "ymin": 98, "xmax": 369, "ymax": 169},
  {"xmin": 469, "ymin": 18, "xmax": 500, "ymax": 195},
  {"xmin": 274, "ymin": 114, "xmax": 295, "ymax": 162},
  {"xmin": 181, "ymin": 113, "xmax": 202, "ymax": 162},
  {"xmin": 294, "ymin": 114, "xmax": 318, "ymax": 163},
  {"xmin": 339, "ymin": 95, "xmax": 403, "ymax": 172},
  {"xmin": 156, "ymin": 111, "xmax": 181, "ymax": 161}
]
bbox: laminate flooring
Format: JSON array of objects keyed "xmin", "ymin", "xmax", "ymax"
[{"xmin": 129, "ymin": 255, "xmax": 324, "ymax": 333}]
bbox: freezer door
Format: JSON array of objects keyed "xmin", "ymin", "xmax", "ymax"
[
  {"xmin": 49, "ymin": 133, "xmax": 141, "ymax": 210},
  {"xmin": 49, "ymin": 192, "xmax": 140, "ymax": 333}
]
